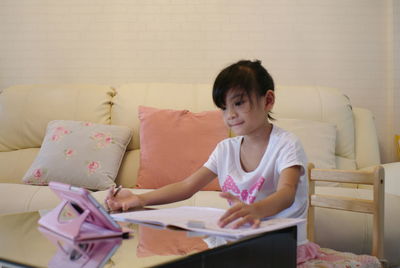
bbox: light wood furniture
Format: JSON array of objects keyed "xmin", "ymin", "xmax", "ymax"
[{"xmin": 307, "ymin": 163, "xmax": 385, "ymax": 264}]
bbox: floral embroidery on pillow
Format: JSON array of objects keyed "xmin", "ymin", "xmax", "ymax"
[
  {"xmin": 87, "ymin": 161, "xmax": 100, "ymax": 175},
  {"xmin": 91, "ymin": 132, "xmax": 114, "ymax": 148},
  {"xmin": 64, "ymin": 149, "xmax": 75, "ymax": 159},
  {"xmin": 33, "ymin": 168, "xmax": 45, "ymax": 179},
  {"xmin": 51, "ymin": 126, "xmax": 72, "ymax": 142},
  {"xmin": 22, "ymin": 120, "xmax": 132, "ymax": 190},
  {"xmin": 26, "ymin": 168, "xmax": 47, "ymax": 185}
]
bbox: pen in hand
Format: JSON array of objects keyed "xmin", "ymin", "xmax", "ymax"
[
  {"xmin": 113, "ymin": 185, "xmax": 122, "ymax": 197},
  {"xmin": 105, "ymin": 185, "xmax": 122, "ymax": 213}
]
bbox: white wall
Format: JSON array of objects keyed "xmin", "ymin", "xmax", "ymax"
[{"xmin": 0, "ymin": 0, "xmax": 398, "ymax": 163}]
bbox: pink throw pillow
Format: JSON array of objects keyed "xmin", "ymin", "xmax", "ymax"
[{"xmin": 136, "ymin": 106, "xmax": 228, "ymax": 191}]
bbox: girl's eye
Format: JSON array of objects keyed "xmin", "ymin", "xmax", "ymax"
[{"xmin": 235, "ymin": 100, "xmax": 244, "ymax": 106}]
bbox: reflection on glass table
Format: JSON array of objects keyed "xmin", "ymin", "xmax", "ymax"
[
  {"xmin": 0, "ymin": 211, "xmax": 297, "ymax": 268},
  {"xmin": 39, "ymin": 226, "xmax": 122, "ymax": 268},
  {"xmin": 136, "ymin": 225, "xmax": 209, "ymax": 257}
]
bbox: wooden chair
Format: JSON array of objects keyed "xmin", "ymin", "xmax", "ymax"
[{"xmin": 306, "ymin": 163, "xmax": 386, "ymax": 267}]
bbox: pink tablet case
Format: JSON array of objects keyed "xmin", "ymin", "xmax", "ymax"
[{"xmin": 39, "ymin": 182, "xmax": 129, "ymax": 240}]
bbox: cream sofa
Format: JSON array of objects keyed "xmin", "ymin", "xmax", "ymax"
[{"xmin": 0, "ymin": 84, "xmax": 399, "ymax": 266}]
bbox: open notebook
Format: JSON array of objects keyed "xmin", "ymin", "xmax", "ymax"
[{"xmin": 111, "ymin": 206, "xmax": 304, "ymax": 239}]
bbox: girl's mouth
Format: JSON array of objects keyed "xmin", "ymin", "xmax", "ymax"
[{"xmin": 230, "ymin": 121, "xmax": 244, "ymax": 127}]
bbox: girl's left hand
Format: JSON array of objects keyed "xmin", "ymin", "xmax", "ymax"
[{"xmin": 218, "ymin": 192, "xmax": 262, "ymax": 229}]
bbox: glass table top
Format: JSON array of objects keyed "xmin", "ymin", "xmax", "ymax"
[
  {"xmin": 0, "ymin": 211, "xmax": 297, "ymax": 268},
  {"xmin": 0, "ymin": 211, "xmax": 215, "ymax": 268}
]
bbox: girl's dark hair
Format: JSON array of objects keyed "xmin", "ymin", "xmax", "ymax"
[{"xmin": 212, "ymin": 59, "xmax": 275, "ymax": 119}]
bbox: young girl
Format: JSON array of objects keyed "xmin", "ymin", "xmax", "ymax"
[{"xmin": 106, "ymin": 60, "xmax": 320, "ymax": 264}]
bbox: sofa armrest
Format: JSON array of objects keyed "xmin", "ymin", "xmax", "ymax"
[
  {"xmin": 381, "ymin": 162, "xmax": 400, "ymax": 196},
  {"xmin": 361, "ymin": 162, "xmax": 400, "ymax": 195}
]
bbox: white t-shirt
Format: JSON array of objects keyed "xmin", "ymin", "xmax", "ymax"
[{"xmin": 204, "ymin": 125, "xmax": 309, "ymax": 245}]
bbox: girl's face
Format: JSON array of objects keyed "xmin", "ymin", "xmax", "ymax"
[{"xmin": 222, "ymin": 88, "xmax": 274, "ymax": 136}]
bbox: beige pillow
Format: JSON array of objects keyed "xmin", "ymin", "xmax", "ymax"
[
  {"xmin": 22, "ymin": 120, "xmax": 132, "ymax": 190},
  {"xmin": 274, "ymin": 118, "xmax": 337, "ymax": 169}
]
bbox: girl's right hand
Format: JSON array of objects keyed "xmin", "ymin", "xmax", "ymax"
[
  {"xmin": 105, "ymin": 186, "xmax": 144, "ymax": 212},
  {"xmin": 218, "ymin": 192, "xmax": 262, "ymax": 229}
]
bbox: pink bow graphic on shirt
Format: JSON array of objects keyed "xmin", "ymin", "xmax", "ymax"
[{"xmin": 222, "ymin": 175, "xmax": 266, "ymax": 204}]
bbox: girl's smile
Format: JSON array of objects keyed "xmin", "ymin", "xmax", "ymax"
[{"xmin": 229, "ymin": 121, "xmax": 244, "ymax": 127}]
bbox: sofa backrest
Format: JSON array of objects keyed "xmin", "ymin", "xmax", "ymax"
[
  {"xmin": 274, "ymin": 86, "xmax": 380, "ymax": 169},
  {"xmin": 111, "ymin": 83, "xmax": 217, "ymax": 151},
  {"xmin": 274, "ymin": 86, "xmax": 354, "ymax": 159},
  {"xmin": 0, "ymin": 83, "xmax": 381, "ymax": 186},
  {"xmin": 112, "ymin": 84, "xmax": 381, "ymax": 173},
  {"xmin": 0, "ymin": 84, "xmax": 114, "ymax": 183},
  {"xmin": 0, "ymin": 84, "xmax": 114, "ymax": 151}
]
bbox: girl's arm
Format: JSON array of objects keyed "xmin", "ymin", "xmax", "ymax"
[
  {"xmin": 106, "ymin": 166, "xmax": 216, "ymax": 211},
  {"xmin": 218, "ymin": 165, "xmax": 301, "ymax": 228}
]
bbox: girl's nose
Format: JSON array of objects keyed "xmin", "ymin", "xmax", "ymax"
[{"xmin": 226, "ymin": 107, "xmax": 237, "ymax": 119}]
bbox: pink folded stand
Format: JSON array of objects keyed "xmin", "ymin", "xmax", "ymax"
[{"xmin": 39, "ymin": 182, "xmax": 130, "ymax": 241}]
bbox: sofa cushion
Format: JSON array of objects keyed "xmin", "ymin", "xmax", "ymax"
[
  {"xmin": 0, "ymin": 148, "xmax": 39, "ymax": 184},
  {"xmin": 273, "ymin": 86, "xmax": 355, "ymax": 161},
  {"xmin": 136, "ymin": 106, "xmax": 228, "ymax": 191},
  {"xmin": 0, "ymin": 84, "xmax": 114, "ymax": 152},
  {"xmin": 274, "ymin": 118, "xmax": 337, "ymax": 169},
  {"xmin": 335, "ymin": 156, "xmax": 357, "ymax": 170},
  {"xmin": 0, "ymin": 183, "xmax": 60, "ymax": 215},
  {"xmin": 22, "ymin": 120, "xmax": 132, "ymax": 191}
]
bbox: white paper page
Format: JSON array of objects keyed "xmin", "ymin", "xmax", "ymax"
[
  {"xmin": 111, "ymin": 206, "xmax": 304, "ymax": 239},
  {"xmin": 112, "ymin": 206, "xmax": 226, "ymax": 229}
]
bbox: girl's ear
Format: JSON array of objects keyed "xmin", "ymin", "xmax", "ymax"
[{"xmin": 264, "ymin": 90, "xmax": 275, "ymax": 110}]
